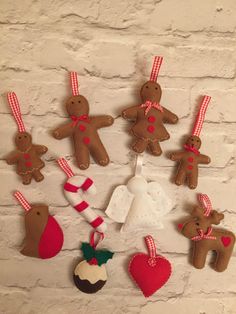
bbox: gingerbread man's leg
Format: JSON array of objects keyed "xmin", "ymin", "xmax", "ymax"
[
  {"xmin": 32, "ymin": 169, "xmax": 44, "ymax": 182},
  {"xmin": 22, "ymin": 173, "xmax": 32, "ymax": 185},
  {"xmin": 188, "ymin": 172, "xmax": 198, "ymax": 189},
  {"xmin": 148, "ymin": 141, "xmax": 162, "ymax": 156},
  {"xmin": 75, "ymin": 140, "xmax": 90, "ymax": 170},
  {"xmin": 175, "ymin": 168, "xmax": 186, "ymax": 186},
  {"xmin": 131, "ymin": 138, "xmax": 148, "ymax": 154},
  {"xmin": 89, "ymin": 138, "xmax": 109, "ymax": 167}
]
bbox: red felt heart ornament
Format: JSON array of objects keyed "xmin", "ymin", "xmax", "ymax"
[
  {"xmin": 128, "ymin": 235, "xmax": 172, "ymax": 298},
  {"xmin": 221, "ymin": 236, "xmax": 231, "ymax": 247}
]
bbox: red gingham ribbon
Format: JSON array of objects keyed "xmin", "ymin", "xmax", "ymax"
[
  {"xmin": 70, "ymin": 72, "xmax": 79, "ymax": 96},
  {"xmin": 192, "ymin": 95, "xmax": 211, "ymax": 137},
  {"xmin": 191, "ymin": 227, "xmax": 216, "ymax": 241},
  {"xmin": 150, "ymin": 56, "xmax": 163, "ymax": 82},
  {"xmin": 140, "ymin": 100, "xmax": 163, "ymax": 115},
  {"xmin": 7, "ymin": 92, "xmax": 26, "ymax": 133},
  {"xmin": 198, "ymin": 193, "xmax": 212, "ymax": 217},
  {"xmin": 90, "ymin": 230, "xmax": 104, "ymax": 249},
  {"xmin": 14, "ymin": 191, "xmax": 31, "ymax": 211},
  {"xmin": 145, "ymin": 235, "xmax": 157, "ymax": 267},
  {"xmin": 57, "ymin": 158, "xmax": 74, "ymax": 178}
]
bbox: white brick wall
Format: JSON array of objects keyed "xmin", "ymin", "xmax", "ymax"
[{"xmin": 0, "ymin": 1, "xmax": 235, "ymax": 313}]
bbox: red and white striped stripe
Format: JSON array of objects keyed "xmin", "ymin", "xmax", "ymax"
[
  {"xmin": 191, "ymin": 227, "xmax": 216, "ymax": 241},
  {"xmin": 57, "ymin": 158, "xmax": 106, "ymax": 232},
  {"xmin": 14, "ymin": 191, "xmax": 31, "ymax": 211},
  {"xmin": 192, "ymin": 95, "xmax": 211, "ymax": 137},
  {"xmin": 7, "ymin": 92, "xmax": 26, "ymax": 133},
  {"xmin": 198, "ymin": 193, "xmax": 212, "ymax": 217},
  {"xmin": 70, "ymin": 71, "xmax": 79, "ymax": 96},
  {"xmin": 150, "ymin": 56, "xmax": 163, "ymax": 82},
  {"xmin": 145, "ymin": 235, "xmax": 157, "ymax": 267}
]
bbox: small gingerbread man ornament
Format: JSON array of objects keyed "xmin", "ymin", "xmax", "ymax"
[
  {"xmin": 6, "ymin": 92, "xmax": 48, "ymax": 185},
  {"xmin": 53, "ymin": 72, "xmax": 114, "ymax": 170},
  {"xmin": 169, "ymin": 96, "xmax": 211, "ymax": 189},
  {"xmin": 122, "ymin": 56, "xmax": 178, "ymax": 156}
]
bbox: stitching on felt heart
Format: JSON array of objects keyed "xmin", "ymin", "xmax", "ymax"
[{"xmin": 221, "ymin": 236, "xmax": 231, "ymax": 247}]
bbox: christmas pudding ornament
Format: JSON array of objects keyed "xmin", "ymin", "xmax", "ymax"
[
  {"xmin": 106, "ymin": 155, "xmax": 172, "ymax": 232},
  {"xmin": 169, "ymin": 95, "xmax": 211, "ymax": 189},
  {"xmin": 129, "ymin": 235, "xmax": 172, "ymax": 297},
  {"xmin": 121, "ymin": 56, "xmax": 178, "ymax": 156},
  {"xmin": 73, "ymin": 231, "xmax": 114, "ymax": 294},
  {"xmin": 14, "ymin": 191, "xmax": 64, "ymax": 259},
  {"xmin": 57, "ymin": 158, "xmax": 106, "ymax": 232},
  {"xmin": 6, "ymin": 92, "xmax": 48, "ymax": 184},
  {"xmin": 178, "ymin": 194, "xmax": 235, "ymax": 272},
  {"xmin": 53, "ymin": 72, "xmax": 114, "ymax": 170}
]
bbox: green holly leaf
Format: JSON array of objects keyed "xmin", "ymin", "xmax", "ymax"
[
  {"xmin": 81, "ymin": 242, "xmax": 95, "ymax": 261},
  {"xmin": 95, "ymin": 250, "xmax": 114, "ymax": 266}
]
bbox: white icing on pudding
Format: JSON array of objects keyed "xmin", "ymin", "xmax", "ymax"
[{"xmin": 74, "ymin": 260, "xmax": 107, "ymax": 284}]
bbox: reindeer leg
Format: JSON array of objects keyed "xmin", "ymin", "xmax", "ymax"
[
  {"xmin": 175, "ymin": 168, "xmax": 186, "ymax": 186},
  {"xmin": 131, "ymin": 138, "xmax": 148, "ymax": 154},
  {"xmin": 215, "ymin": 250, "xmax": 233, "ymax": 272},
  {"xmin": 192, "ymin": 245, "xmax": 208, "ymax": 269}
]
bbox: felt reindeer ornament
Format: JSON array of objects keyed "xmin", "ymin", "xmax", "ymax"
[
  {"xmin": 57, "ymin": 158, "xmax": 106, "ymax": 232},
  {"xmin": 6, "ymin": 92, "xmax": 48, "ymax": 185},
  {"xmin": 122, "ymin": 56, "xmax": 178, "ymax": 156},
  {"xmin": 73, "ymin": 231, "xmax": 114, "ymax": 294},
  {"xmin": 106, "ymin": 155, "xmax": 172, "ymax": 232},
  {"xmin": 53, "ymin": 72, "xmax": 114, "ymax": 170},
  {"xmin": 169, "ymin": 95, "xmax": 211, "ymax": 189},
  {"xmin": 14, "ymin": 191, "xmax": 64, "ymax": 259},
  {"xmin": 178, "ymin": 194, "xmax": 235, "ymax": 272}
]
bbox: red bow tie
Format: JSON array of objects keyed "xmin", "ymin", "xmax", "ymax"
[
  {"xmin": 70, "ymin": 114, "xmax": 90, "ymax": 127},
  {"xmin": 184, "ymin": 144, "xmax": 200, "ymax": 155},
  {"xmin": 191, "ymin": 227, "xmax": 216, "ymax": 241},
  {"xmin": 140, "ymin": 101, "xmax": 163, "ymax": 116}
]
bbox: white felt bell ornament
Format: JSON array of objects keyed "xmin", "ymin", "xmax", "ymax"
[{"xmin": 105, "ymin": 155, "xmax": 172, "ymax": 232}]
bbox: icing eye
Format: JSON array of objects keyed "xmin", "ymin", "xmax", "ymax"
[
  {"xmin": 196, "ymin": 139, "xmax": 199, "ymax": 142},
  {"xmin": 71, "ymin": 101, "xmax": 74, "ymax": 105},
  {"xmin": 191, "ymin": 138, "xmax": 194, "ymax": 141},
  {"xmin": 37, "ymin": 212, "xmax": 40, "ymax": 215},
  {"xmin": 24, "ymin": 135, "xmax": 27, "ymax": 138},
  {"xmin": 145, "ymin": 86, "xmax": 149, "ymax": 89},
  {"xmin": 18, "ymin": 136, "xmax": 21, "ymax": 140},
  {"xmin": 78, "ymin": 100, "xmax": 81, "ymax": 103},
  {"xmin": 155, "ymin": 87, "xmax": 158, "ymax": 90},
  {"xmin": 195, "ymin": 222, "xmax": 200, "ymax": 226}
]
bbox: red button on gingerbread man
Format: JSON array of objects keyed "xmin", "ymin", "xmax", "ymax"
[
  {"xmin": 122, "ymin": 56, "xmax": 178, "ymax": 156},
  {"xmin": 53, "ymin": 72, "xmax": 114, "ymax": 170}
]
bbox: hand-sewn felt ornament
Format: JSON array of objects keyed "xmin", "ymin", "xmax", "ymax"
[
  {"xmin": 178, "ymin": 194, "xmax": 235, "ymax": 272},
  {"xmin": 57, "ymin": 158, "xmax": 106, "ymax": 232},
  {"xmin": 169, "ymin": 95, "xmax": 211, "ymax": 189},
  {"xmin": 105, "ymin": 155, "xmax": 172, "ymax": 232},
  {"xmin": 6, "ymin": 92, "xmax": 48, "ymax": 184},
  {"xmin": 121, "ymin": 56, "xmax": 178, "ymax": 156},
  {"xmin": 14, "ymin": 191, "xmax": 64, "ymax": 259},
  {"xmin": 73, "ymin": 231, "xmax": 114, "ymax": 294},
  {"xmin": 129, "ymin": 235, "xmax": 172, "ymax": 297},
  {"xmin": 53, "ymin": 72, "xmax": 114, "ymax": 170}
]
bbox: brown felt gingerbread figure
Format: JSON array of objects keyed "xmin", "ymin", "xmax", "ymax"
[
  {"xmin": 178, "ymin": 194, "xmax": 235, "ymax": 272},
  {"xmin": 122, "ymin": 56, "xmax": 178, "ymax": 156},
  {"xmin": 169, "ymin": 95, "xmax": 211, "ymax": 189},
  {"xmin": 6, "ymin": 92, "xmax": 48, "ymax": 185},
  {"xmin": 53, "ymin": 72, "xmax": 114, "ymax": 170}
]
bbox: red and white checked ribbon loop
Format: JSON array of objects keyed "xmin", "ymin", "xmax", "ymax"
[
  {"xmin": 90, "ymin": 230, "xmax": 104, "ymax": 249},
  {"xmin": 70, "ymin": 72, "xmax": 79, "ymax": 96},
  {"xmin": 14, "ymin": 191, "xmax": 31, "ymax": 211},
  {"xmin": 7, "ymin": 92, "xmax": 26, "ymax": 133},
  {"xmin": 192, "ymin": 95, "xmax": 211, "ymax": 137},
  {"xmin": 150, "ymin": 56, "xmax": 163, "ymax": 82},
  {"xmin": 198, "ymin": 193, "xmax": 212, "ymax": 217},
  {"xmin": 57, "ymin": 158, "xmax": 74, "ymax": 178},
  {"xmin": 145, "ymin": 235, "xmax": 157, "ymax": 267},
  {"xmin": 191, "ymin": 227, "xmax": 216, "ymax": 241}
]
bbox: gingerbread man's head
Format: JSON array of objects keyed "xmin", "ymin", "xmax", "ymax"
[
  {"xmin": 66, "ymin": 95, "xmax": 89, "ymax": 117},
  {"xmin": 178, "ymin": 206, "xmax": 224, "ymax": 239},
  {"xmin": 185, "ymin": 135, "xmax": 201, "ymax": 150},
  {"xmin": 15, "ymin": 132, "xmax": 32, "ymax": 152},
  {"xmin": 140, "ymin": 81, "xmax": 162, "ymax": 103}
]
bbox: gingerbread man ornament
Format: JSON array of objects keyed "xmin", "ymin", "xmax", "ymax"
[
  {"xmin": 122, "ymin": 56, "xmax": 178, "ymax": 156},
  {"xmin": 53, "ymin": 72, "xmax": 114, "ymax": 170},
  {"xmin": 169, "ymin": 96, "xmax": 211, "ymax": 189},
  {"xmin": 6, "ymin": 92, "xmax": 48, "ymax": 185}
]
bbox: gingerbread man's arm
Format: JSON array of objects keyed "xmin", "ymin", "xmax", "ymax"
[
  {"xmin": 198, "ymin": 154, "xmax": 211, "ymax": 164},
  {"xmin": 122, "ymin": 106, "xmax": 138, "ymax": 120},
  {"xmin": 162, "ymin": 107, "xmax": 178, "ymax": 124},
  {"xmin": 33, "ymin": 145, "xmax": 48, "ymax": 155},
  {"xmin": 169, "ymin": 151, "xmax": 185, "ymax": 161},
  {"xmin": 90, "ymin": 115, "xmax": 114, "ymax": 129},
  {"xmin": 6, "ymin": 151, "xmax": 20, "ymax": 165},
  {"xmin": 53, "ymin": 122, "xmax": 74, "ymax": 140}
]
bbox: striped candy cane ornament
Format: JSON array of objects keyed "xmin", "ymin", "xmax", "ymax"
[{"xmin": 57, "ymin": 158, "xmax": 107, "ymax": 232}]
